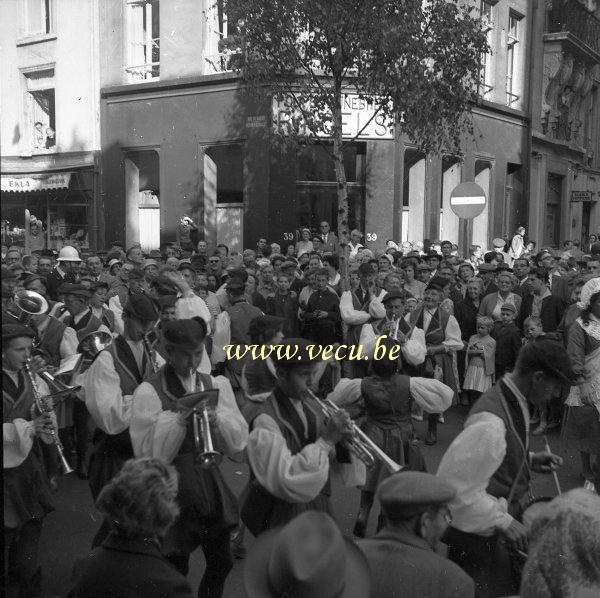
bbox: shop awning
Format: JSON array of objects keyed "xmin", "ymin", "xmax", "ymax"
[{"xmin": 1, "ymin": 173, "xmax": 72, "ymax": 193}]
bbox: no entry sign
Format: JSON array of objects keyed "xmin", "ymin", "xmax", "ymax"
[{"xmin": 450, "ymin": 182, "xmax": 487, "ymax": 219}]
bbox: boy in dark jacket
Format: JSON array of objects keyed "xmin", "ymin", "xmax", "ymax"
[
  {"xmin": 492, "ymin": 302, "xmax": 522, "ymax": 379},
  {"xmin": 266, "ymin": 272, "xmax": 299, "ymax": 336},
  {"xmin": 303, "ymin": 268, "xmax": 341, "ymax": 345}
]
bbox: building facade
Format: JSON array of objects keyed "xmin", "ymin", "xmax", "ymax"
[
  {"xmin": 95, "ymin": 0, "xmax": 599, "ymax": 252},
  {"xmin": 0, "ymin": 0, "xmax": 102, "ymax": 252}
]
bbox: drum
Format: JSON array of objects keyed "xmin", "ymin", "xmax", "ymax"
[{"xmin": 521, "ymin": 496, "xmax": 553, "ymax": 533}]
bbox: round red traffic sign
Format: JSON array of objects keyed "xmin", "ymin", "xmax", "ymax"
[{"xmin": 450, "ymin": 182, "xmax": 487, "ymax": 219}]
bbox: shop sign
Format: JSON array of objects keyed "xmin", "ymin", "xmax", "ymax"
[
  {"xmin": 570, "ymin": 190, "xmax": 594, "ymax": 202},
  {"xmin": 273, "ymin": 94, "xmax": 394, "ymax": 140},
  {"xmin": 1, "ymin": 173, "xmax": 72, "ymax": 192}
]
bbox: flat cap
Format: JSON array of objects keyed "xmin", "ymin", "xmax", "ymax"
[
  {"xmin": 416, "ymin": 262, "xmax": 431, "ymax": 271},
  {"xmin": 358, "ymin": 262, "xmax": 375, "ymax": 276},
  {"xmin": 500, "ymin": 302, "xmax": 517, "ymax": 314},
  {"xmin": 272, "ymin": 338, "xmax": 320, "ymax": 369},
  {"xmin": 123, "ymin": 294, "xmax": 158, "ymax": 323},
  {"xmin": 2, "ymin": 322, "xmax": 36, "ymax": 340},
  {"xmin": 426, "ymin": 275, "xmax": 450, "ymax": 292},
  {"xmin": 60, "ymin": 283, "xmax": 92, "ymax": 298},
  {"xmin": 162, "ymin": 318, "xmax": 207, "ymax": 349},
  {"xmin": 377, "ymin": 472, "xmax": 456, "ymax": 519},
  {"xmin": 382, "ymin": 290, "xmax": 407, "ymax": 304},
  {"xmin": 478, "ymin": 263, "xmax": 497, "ymax": 273}
]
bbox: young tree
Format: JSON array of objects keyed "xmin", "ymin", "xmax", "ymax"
[{"xmin": 223, "ymin": 0, "xmax": 488, "ymax": 277}]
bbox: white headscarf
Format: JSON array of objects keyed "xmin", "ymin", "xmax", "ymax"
[{"xmin": 577, "ymin": 277, "xmax": 600, "ymax": 310}]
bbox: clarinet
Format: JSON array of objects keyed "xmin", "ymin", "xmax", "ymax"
[
  {"xmin": 142, "ymin": 334, "xmax": 160, "ymax": 373},
  {"xmin": 23, "ymin": 360, "xmax": 74, "ymax": 475}
]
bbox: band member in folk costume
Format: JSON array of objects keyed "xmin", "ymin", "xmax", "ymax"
[
  {"xmin": 359, "ymin": 290, "xmax": 426, "ymax": 375},
  {"xmin": 242, "ymin": 338, "xmax": 366, "ymax": 536},
  {"xmin": 328, "ymin": 341, "xmax": 454, "ymax": 538},
  {"xmin": 406, "ymin": 277, "xmax": 463, "ymax": 445},
  {"xmin": 76, "ymin": 294, "xmax": 161, "ymax": 547},
  {"xmin": 130, "ymin": 318, "xmax": 248, "ymax": 598},
  {"xmin": 3, "ymin": 322, "xmax": 56, "ymax": 598}
]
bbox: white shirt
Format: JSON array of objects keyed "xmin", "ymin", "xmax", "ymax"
[
  {"xmin": 359, "ymin": 319, "xmax": 427, "ymax": 367},
  {"xmin": 406, "ymin": 309, "xmax": 463, "ymax": 350},
  {"xmin": 36, "ymin": 316, "xmax": 78, "ymax": 358},
  {"xmin": 437, "ymin": 374, "xmax": 530, "ymax": 535}
]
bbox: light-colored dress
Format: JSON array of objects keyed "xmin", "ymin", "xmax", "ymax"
[{"xmin": 463, "ymin": 334, "xmax": 496, "ymax": 393}]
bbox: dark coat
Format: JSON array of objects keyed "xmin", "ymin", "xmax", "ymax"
[
  {"xmin": 492, "ymin": 321, "xmax": 522, "ymax": 377},
  {"xmin": 358, "ymin": 526, "xmax": 474, "ymax": 598},
  {"xmin": 516, "ymin": 292, "xmax": 565, "ymax": 332},
  {"xmin": 45, "ymin": 267, "xmax": 77, "ymax": 301},
  {"xmin": 454, "ymin": 297, "xmax": 480, "ymax": 343},
  {"xmin": 67, "ymin": 533, "xmax": 192, "ymax": 598}
]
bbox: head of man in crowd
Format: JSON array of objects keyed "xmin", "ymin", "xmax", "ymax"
[
  {"xmin": 384, "ymin": 272, "xmax": 403, "ymax": 293},
  {"xmin": 256, "ymin": 238, "xmax": 267, "ymax": 255},
  {"xmin": 417, "ymin": 263, "xmax": 431, "ymax": 284},
  {"xmin": 122, "ymin": 294, "xmax": 158, "ymax": 341},
  {"xmin": 4, "ymin": 249, "xmax": 21, "ymax": 266},
  {"xmin": 358, "ymin": 262, "xmax": 376, "ymax": 291},
  {"xmin": 457, "ymin": 263, "xmax": 474, "ymax": 284},
  {"xmin": 586, "ymin": 258, "xmax": 600, "ymax": 278},
  {"xmin": 37, "ymin": 255, "xmax": 54, "ymax": 278},
  {"xmin": 513, "ymin": 257, "xmax": 530, "ymax": 282},
  {"xmin": 539, "ymin": 250, "xmax": 555, "ymax": 272},
  {"xmin": 127, "ymin": 268, "xmax": 148, "ymax": 295},
  {"xmin": 178, "ymin": 263, "xmax": 196, "ymax": 288},
  {"xmin": 440, "ymin": 240, "xmax": 453, "ymax": 259},
  {"xmin": 423, "ymin": 280, "xmax": 444, "ymax": 311},
  {"xmin": 142, "ymin": 259, "xmax": 159, "ymax": 283},
  {"xmin": 126, "ymin": 245, "xmax": 144, "ymax": 266},
  {"xmin": 528, "ymin": 267, "xmax": 549, "ymax": 296},
  {"xmin": 63, "ymin": 284, "xmax": 92, "ymax": 318},
  {"xmin": 86, "ymin": 255, "xmax": 104, "ymax": 278},
  {"xmin": 350, "ymin": 229, "xmax": 363, "ymax": 246},
  {"xmin": 162, "ymin": 318, "xmax": 207, "ymax": 377}
]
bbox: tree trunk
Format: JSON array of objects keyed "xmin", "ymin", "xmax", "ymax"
[{"xmin": 332, "ymin": 92, "xmax": 349, "ymax": 284}]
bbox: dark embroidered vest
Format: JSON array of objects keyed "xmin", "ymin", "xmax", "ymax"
[
  {"xmin": 469, "ymin": 380, "xmax": 530, "ymax": 510},
  {"xmin": 105, "ymin": 336, "xmax": 151, "ymax": 396},
  {"xmin": 410, "ymin": 307, "xmax": 450, "ymax": 346},
  {"xmin": 346, "ymin": 289, "xmax": 371, "ymax": 345},
  {"xmin": 65, "ymin": 310, "xmax": 104, "ymax": 342},
  {"xmin": 361, "ymin": 374, "xmax": 412, "ymax": 427},
  {"xmin": 37, "ymin": 317, "xmax": 67, "ymax": 367},
  {"xmin": 226, "ymin": 300, "xmax": 263, "ymax": 374},
  {"xmin": 3, "ymin": 370, "xmax": 33, "ymax": 423}
]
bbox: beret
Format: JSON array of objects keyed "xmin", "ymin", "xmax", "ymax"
[
  {"xmin": 123, "ymin": 294, "xmax": 158, "ymax": 322},
  {"xmin": 61, "ymin": 283, "xmax": 92, "ymax": 298},
  {"xmin": 378, "ymin": 472, "xmax": 456, "ymax": 519},
  {"xmin": 272, "ymin": 338, "xmax": 320, "ymax": 369},
  {"xmin": 162, "ymin": 318, "xmax": 207, "ymax": 349},
  {"xmin": 500, "ymin": 302, "xmax": 517, "ymax": 314},
  {"xmin": 358, "ymin": 263, "xmax": 375, "ymax": 276},
  {"xmin": 382, "ymin": 290, "xmax": 406, "ymax": 304},
  {"xmin": 2, "ymin": 322, "xmax": 36, "ymax": 340}
]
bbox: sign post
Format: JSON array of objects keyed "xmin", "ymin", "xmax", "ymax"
[{"xmin": 449, "ymin": 182, "xmax": 487, "ymax": 258}]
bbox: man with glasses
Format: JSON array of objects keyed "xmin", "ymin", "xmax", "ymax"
[
  {"xmin": 320, "ymin": 221, "xmax": 338, "ymax": 254},
  {"xmin": 358, "ymin": 472, "xmax": 474, "ymax": 598}
]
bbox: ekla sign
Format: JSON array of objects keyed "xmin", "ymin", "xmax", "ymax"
[{"xmin": 273, "ymin": 93, "xmax": 394, "ymax": 140}]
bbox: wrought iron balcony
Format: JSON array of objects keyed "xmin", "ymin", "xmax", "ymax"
[{"xmin": 548, "ymin": 0, "xmax": 600, "ymax": 56}]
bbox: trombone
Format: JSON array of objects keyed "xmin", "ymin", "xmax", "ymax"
[
  {"xmin": 306, "ymin": 389, "xmax": 403, "ymax": 474},
  {"xmin": 190, "ymin": 369, "xmax": 222, "ymax": 468},
  {"xmin": 23, "ymin": 359, "xmax": 80, "ymax": 475}
]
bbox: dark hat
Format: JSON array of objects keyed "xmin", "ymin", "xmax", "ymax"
[
  {"xmin": 128, "ymin": 268, "xmax": 145, "ymax": 281},
  {"xmin": 225, "ymin": 277, "xmax": 245, "ymax": 293},
  {"xmin": 495, "ymin": 263, "xmax": 513, "ymax": 273},
  {"xmin": 157, "ymin": 295, "xmax": 178, "ymax": 310},
  {"xmin": 378, "ymin": 472, "xmax": 456, "ymax": 519},
  {"xmin": 226, "ymin": 267, "xmax": 248, "ymax": 283},
  {"xmin": 123, "ymin": 294, "xmax": 158, "ymax": 323},
  {"xmin": 162, "ymin": 318, "xmax": 207, "ymax": 349},
  {"xmin": 478, "ymin": 263, "xmax": 497, "ymax": 273},
  {"xmin": 500, "ymin": 302, "xmax": 517, "ymax": 314},
  {"xmin": 2, "ymin": 322, "xmax": 36, "ymax": 340},
  {"xmin": 61, "ymin": 283, "xmax": 92, "ymax": 299},
  {"xmin": 22, "ymin": 274, "xmax": 44, "ymax": 287},
  {"xmin": 517, "ymin": 338, "xmax": 577, "ymax": 384},
  {"xmin": 244, "ymin": 511, "xmax": 370, "ymax": 598},
  {"xmin": 110, "ymin": 240, "xmax": 125, "ymax": 248},
  {"xmin": 148, "ymin": 249, "xmax": 162, "ymax": 260},
  {"xmin": 426, "ymin": 275, "xmax": 450, "ymax": 292},
  {"xmin": 177, "ymin": 260, "xmax": 194, "ymax": 271},
  {"xmin": 426, "ymin": 251, "xmax": 441, "ymax": 259},
  {"xmin": 382, "ymin": 290, "xmax": 407, "ymax": 304},
  {"xmin": 272, "ymin": 338, "xmax": 320, "ymax": 369},
  {"xmin": 358, "ymin": 262, "xmax": 375, "ymax": 276},
  {"xmin": 416, "ymin": 262, "xmax": 431, "ymax": 271}
]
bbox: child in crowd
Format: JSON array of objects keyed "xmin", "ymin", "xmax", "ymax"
[
  {"xmin": 523, "ymin": 316, "xmax": 545, "ymax": 342},
  {"xmin": 266, "ymin": 272, "xmax": 299, "ymax": 336},
  {"xmin": 462, "ymin": 316, "xmax": 496, "ymax": 405},
  {"xmin": 492, "ymin": 302, "xmax": 522, "ymax": 379}
]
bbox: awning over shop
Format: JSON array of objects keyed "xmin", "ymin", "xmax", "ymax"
[{"xmin": 1, "ymin": 173, "xmax": 72, "ymax": 192}]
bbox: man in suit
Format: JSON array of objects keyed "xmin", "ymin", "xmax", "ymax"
[
  {"xmin": 358, "ymin": 472, "xmax": 474, "ymax": 598},
  {"xmin": 45, "ymin": 246, "xmax": 81, "ymax": 300},
  {"xmin": 512, "ymin": 257, "xmax": 530, "ymax": 296},
  {"xmin": 516, "ymin": 267, "xmax": 565, "ymax": 332},
  {"xmin": 86, "ymin": 255, "xmax": 115, "ymax": 287},
  {"xmin": 320, "ymin": 221, "xmax": 339, "ymax": 254}
]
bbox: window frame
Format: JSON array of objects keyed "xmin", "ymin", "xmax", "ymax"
[
  {"xmin": 505, "ymin": 11, "xmax": 523, "ymax": 109},
  {"xmin": 21, "ymin": 0, "xmax": 54, "ymax": 38},
  {"xmin": 478, "ymin": 0, "xmax": 496, "ymax": 101},
  {"xmin": 124, "ymin": 0, "xmax": 160, "ymax": 83}
]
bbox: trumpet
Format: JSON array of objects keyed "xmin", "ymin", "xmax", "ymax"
[
  {"xmin": 24, "ymin": 360, "xmax": 74, "ymax": 475},
  {"xmin": 142, "ymin": 333, "xmax": 160, "ymax": 374},
  {"xmin": 306, "ymin": 389, "xmax": 403, "ymax": 474},
  {"xmin": 189, "ymin": 369, "xmax": 222, "ymax": 468}
]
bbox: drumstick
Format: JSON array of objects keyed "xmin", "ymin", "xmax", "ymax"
[{"xmin": 543, "ymin": 435, "xmax": 562, "ymax": 495}]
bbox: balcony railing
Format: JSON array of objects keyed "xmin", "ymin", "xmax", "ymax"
[
  {"xmin": 548, "ymin": 0, "xmax": 600, "ymax": 55},
  {"xmin": 204, "ymin": 52, "xmax": 236, "ymax": 74}
]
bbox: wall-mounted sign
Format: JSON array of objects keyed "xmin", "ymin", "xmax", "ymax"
[
  {"xmin": 246, "ymin": 115, "xmax": 267, "ymax": 129},
  {"xmin": 1, "ymin": 173, "xmax": 72, "ymax": 192},
  {"xmin": 570, "ymin": 190, "xmax": 594, "ymax": 202},
  {"xmin": 273, "ymin": 94, "xmax": 394, "ymax": 140}
]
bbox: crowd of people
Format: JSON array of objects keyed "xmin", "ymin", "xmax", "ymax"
[{"xmin": 2, "ymin": 219, "xmax": 600, "ymax": 598}]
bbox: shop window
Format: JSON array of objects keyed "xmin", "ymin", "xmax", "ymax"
[
  {"xmin": 125, "ymin": 0, "xmax": 160, "ymax": 82},
  {"xmin": 23, "ymin": 0, "xmax": 53, "ymax": 36},
  {"xmin": 506, "ymin": 12, "xmax": 523, "ymax": 108},
  {"xmin": 295, "ymin": 143, "xmax": 366, "ymax": 235},
  {"xmin": 478, "ymin": 0, "xmax": 496, "ymax": 101}
]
